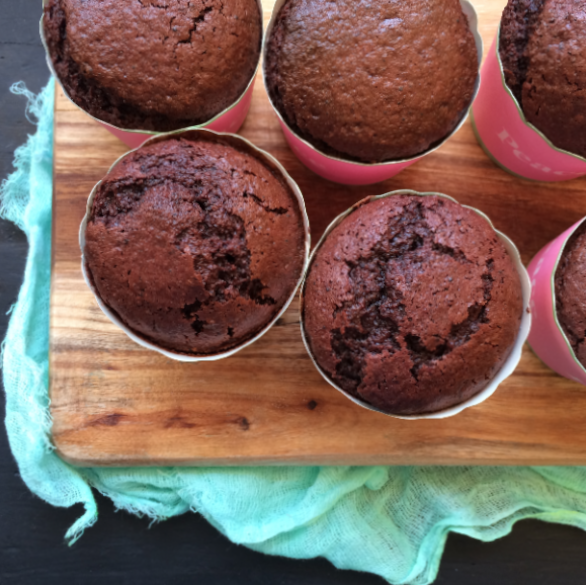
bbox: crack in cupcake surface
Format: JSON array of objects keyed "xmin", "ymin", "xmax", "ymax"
[
  {"xmin": 84, "ymin": 137, "xmax": 305, "ymax": 356},
  {"xmin": 303, "ymin": 195, "xmax": 523, "ymax": 416}
]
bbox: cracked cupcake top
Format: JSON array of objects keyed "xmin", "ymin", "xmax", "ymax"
[
  {"xmin": 555, "ymin": 222, "xmax": 586, "ymax": 368},
  {"xmin": 302, "ymin": 195, "xmax": 523, "ymax": 416},
  {"xmin": 265, "ymin": 0, "xmax": 478, "ymax": 163},
  {"xmin": 83, "ymin": 135, "xmax": 306, "ymax": 356},
  {"xmin": 43, "ymin": 0, "xmax": 262, "ymax": 131},
  {"xmin": 500, "ymin": 0, "xmax": 586, "ymax": 157}
]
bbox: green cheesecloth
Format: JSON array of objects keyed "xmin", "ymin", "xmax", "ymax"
[{"xmin": 3, "ymin": 79, "xmax": 586, "ymax": 585}]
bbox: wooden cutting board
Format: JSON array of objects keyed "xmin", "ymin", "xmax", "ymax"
[{"xmin": 50, "ymin": 0, "xmax": 586, "ymax": 467}]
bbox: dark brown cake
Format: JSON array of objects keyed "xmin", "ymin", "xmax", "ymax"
[
  {"xmin": 43, "ymin": 0, "xmax": 262, "ymax": 131},
  {"xmin": 500, "ymin": 0, "xmax": 586, "ymax": 157},
  {"xmin": 302, "ymin": 195, "xmax": 524, "ymax": 416},
  {"xmin": 265, "ymin": 0, "xmax": 479, "ymax": 163},
  {"xmin": 83, "ymin": 135, "xmax": 306, "ymax": 356},
  {"xmin": 555, "ymin": 222, "xmax": 586, "ymax": 367}
]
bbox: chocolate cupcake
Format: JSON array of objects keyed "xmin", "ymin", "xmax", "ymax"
[
  {"xmin": 301, "ymin": 193, "xmax": 525, "ymax": 416},
  {"xmin": 265, "ymin": 0, "xmax": 479, "ymax": 163},
  {"xmin": 555, "ymin": 222, "xmax": 586, "ymax": 367},
  {"xmin": 43, "ymin": 0, "xmax": 262, "ymax": 131},
  {"xmin": 500, "ymin": 0, "xmax": 586, "ymax": 157},
  {"xmin": 82, "ymin": 131, "xmax": 309, "ymax": 358}
]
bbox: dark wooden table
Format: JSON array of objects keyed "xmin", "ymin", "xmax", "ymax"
[{"xmin": 1, "ymin": 1, "xmax": 585, "ymax": 582}]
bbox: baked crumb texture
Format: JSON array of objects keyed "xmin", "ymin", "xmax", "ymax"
[
  {"xmin": 303, "ymin": 195, "xmax": 523, "ymax": 415},
  {"xmin": 500, "ymin": 0, "xmax": 586, "ymax": 157},
  {"xmin": 555, "ymin": 222, "xmax": 586, "ymax": 368},
  {"xmin": 44, "ymin": 0, "xmax": 262, "ymax": 130},
  {"xmin": 84, "ymin": 137, "xmax": 306, "ymax": 356},
  {"xmin": 265, "ymin": 0, "xmax": 478, "ymax": 163}
]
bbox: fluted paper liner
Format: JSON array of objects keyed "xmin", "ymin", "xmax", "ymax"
[
  {"xmin": 527, "ymin": 218, "xmax": 586, "ymax": 385},
  {"xmin": 40, "ymin": 0, "xmax": 263, "ymax": 148},
  {"xmin": 300, "ymin": 190, "xmax": 532, "ymax": 420},
  {"xmin": 471, "ymin": 33, "xmax": 586, "ymax": 182},
  {"xmin": 262, "ymin": 0, "xmax": 483, "ymax": 185},
  {"xmin": 80, "ymin": 128, "xmax": 311, "ymax": 362}
]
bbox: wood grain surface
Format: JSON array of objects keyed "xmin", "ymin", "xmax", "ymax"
[{"xmin": 50, "ymin": 0, "xmax": 586, "ymax": 467}]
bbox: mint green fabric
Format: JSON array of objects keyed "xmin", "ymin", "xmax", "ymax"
[{"xmin": 5, "ymin": 80, "xmax": 586, "ymax": 585}]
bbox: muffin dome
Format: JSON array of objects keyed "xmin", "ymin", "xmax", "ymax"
[
  {"xmin": 500, "ymin": 0, "xmax": 586, "ymax": 157},
  {"xmin": 302, "ymin": 194, "xmax": 523, "ymax": 416},
  {"xmin": 83, "ymin": 134, "xmax": 307, "ymax": 356},
  {"xmin": 265, "ymin": 0, "xmax": 479, "ymax": 163},
  {"xmin": 555, "ymin": 222, "xmax": 586, "ymax": 367},
  {"xmin": 43, "ymin": 0, "xmax": 262, "ymax": 131}
]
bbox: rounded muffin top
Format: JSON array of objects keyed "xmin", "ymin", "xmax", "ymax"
[
  {"xmin": 83, "ymin": 135, "xmax": 306, "ymax": 356},
  {"xmin": 500, "ymin": 0, "xmax": 586, "ymax": 157},
  {"xmin": 555, "ymin": 222, "xmax": 586, "ymax": 367},
  {"xmin": 44, "ymin": 0, "xmax": 262, "ymax": 131},
  {"xmin": 302, "ymin": 195, "xmax": 523, "ymax": 416},
  {"xmin": 265, "ymin": 0, "xmax": 479, "ymax": 163}
]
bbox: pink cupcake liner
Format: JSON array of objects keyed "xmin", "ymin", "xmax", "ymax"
[
  {"xmin": 527, "ymin": 219, "xmax": 586, "ymax": 385},
  {"xmin": 471, "ymin": 36, "xmax": 586, "ymax": 182},
  {"xmin": 300, "ymin": 190, "xmax": 532, "ymax": 420},
  {"xmin": 96, "ymin": 82, "xmax": 256, "ymax": 149},
  {"xmin": 40, "ymin": 0, "xmax": 261, "ymax": 148},
  {"xmin": 263, "ymin": 0, "xmax": 483, "ymax": 186}
]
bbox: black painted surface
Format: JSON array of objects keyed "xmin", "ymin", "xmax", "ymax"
[{"xmin": 0, "ymin": 0, "xmax": 585, "ymax": 583}]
